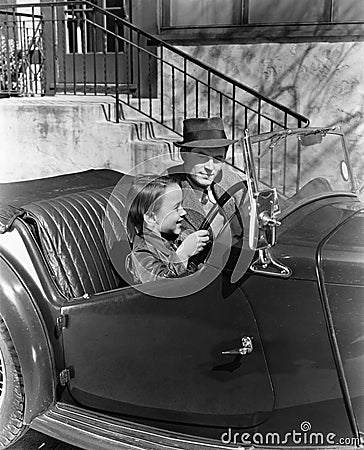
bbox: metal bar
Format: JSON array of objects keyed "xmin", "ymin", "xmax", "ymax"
[
  {"xmin": 40, "ymin": 15, "xmax": 45, "ymax": 95},
  {"xmin": 242, "ymin": 0, "xmax": 249, "ymax": 24},
  {"xmin": 172, "ymin": 65, "xmax": 175, "ymax": 130},
  {"xmin": 51, "ymin": 4, "xmax": 57, "ymax": 94},
  {"xmin": 137, "ymin": 31, "xmax": 141, "ymax": 110},
  {"xmin": 102, "ymin": 9, "xmax": 107, "ymax": 95},
  {"xmin": 114, "ymin": 18, "xmax": 119, "ymax": 122},
  {"xmin": 125, "ymin": 23, "xmax": 130, "ymax": 104},
  {"xmin": 207, "ymin": 71, "xmax": 211, "ymax": 118},
  {"xmin": 62, "ymin": 10, "xmax": 67, "ymax": 94},
  {"xmin": 195, "ymin": 79, "xmax": 198, "ymax": 117},
  {"xmin": 296, "ymin": 138, "xmax": 301, "ymax": 192},
  {"xmin": 183, "ymin": 58, "xmax": 187, "ymax": 120},
  {"xmin": 31, "ymin": 5, "xmax": 36, "ymax": 94},
  {"xmin": 270, "ymin": 137, "xmax": 273, "ymax": 187},
  {"xmin": 92, "ymin": 8, "xmax": 97, "ymax": 94},
  {"xmin": 12, "ymin": 8, "xmax": 18, "ymax": 94},
  {"xmin": 232, "ymin": 85, "xmax": 236, "ymax": 165},
  {"xmin": 5, "ymin": 13, "xmax": 11, "ymax": 94},
  {"xmin": 283, "ymin": 129, "xmax": 287, "ymax": 195},
  {"xmin": 148, "ymin": 53, "xmax": 152, "ymax": 117},
  {"xmin": 160, "ymin": 45, "xmax": 164, "ymax": 123},
  {"xmin": 82, "ymin": 6, "xmax": 86, "ymax": 94},
  {"xmin": 71, "ymin": 4, "xmax": 76, "ymax": 95},
  {"xmin": 20, "ymin": 18, "xmax": 26, "ymax": 94},
  {"xmin": 0, "ymin": 27, "xmax": 3, "ymax": 91},
  {"xmin": 329, "ymin": 0, "xmax": 334, "ymax": 22},
  {"xmin": 17, "ymin": 17, "xmax": 23, "ymax": 94},
  {"xmin": 0, "ymin": 9, "xmax": 42, "ymax": 18},
  {"xmin": 128, "ymin": 27, "xmax": 133, "ymax": 105}
]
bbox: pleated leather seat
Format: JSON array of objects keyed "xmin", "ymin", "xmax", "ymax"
[{"xmin": 23, "ymin": 186, "xmax": 129, "ymax": 299}]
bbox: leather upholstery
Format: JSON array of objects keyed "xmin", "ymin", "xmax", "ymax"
[{"xmin": 23, "ymin": 186, "xmax": 129, "ymax": 299}]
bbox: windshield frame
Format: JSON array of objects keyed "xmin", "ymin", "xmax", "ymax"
[{"xmin": 246, "ymin": 127, "xmax": 359, "ymax": 218}]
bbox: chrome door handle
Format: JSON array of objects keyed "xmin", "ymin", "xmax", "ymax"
[{"xmin": 222, "ymin": 336, "xmax": 253, "ymax": 355}]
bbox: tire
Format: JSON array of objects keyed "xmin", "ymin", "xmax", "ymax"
[{"xmin": 0, "ymin": 317, "xmax": 28, "ymax": 448}]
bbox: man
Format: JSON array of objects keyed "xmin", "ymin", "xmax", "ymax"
[
  {"xmin": 169, "ymin": 117, "xmax": 246, "ymax": 242},
  {"xmin": 108, "ymin": 117, "xmax": 246, "ymax": 284}
]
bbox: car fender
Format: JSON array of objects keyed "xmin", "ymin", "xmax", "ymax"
[{"xmin": 0, "ymin": 257, "xmax": 55, "ymax": 424}]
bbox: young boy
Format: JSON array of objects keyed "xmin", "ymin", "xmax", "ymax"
[{"xmin": 125, "ymin": 175, "xmax": 210, "ymax": 284}]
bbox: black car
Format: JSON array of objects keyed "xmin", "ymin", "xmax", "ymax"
[{"xmin": 0, "ymin": 127, "xmax": 363, "ymax": 449}]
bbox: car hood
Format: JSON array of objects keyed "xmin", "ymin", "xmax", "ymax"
[
  {"xmin": 273, "ymin": 197, "xmax": 364, "ymax": 282},
  {"xmin": 320, "ymin": 206, "xmax": 364, "ymax": 286}
]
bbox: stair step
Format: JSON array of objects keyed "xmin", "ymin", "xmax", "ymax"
[
  {"xmin": 131, "ymin": 139, "xmax": 182, "ymax": 175},
  {"xmin": 32, "ymin": 402, "xmax": 240, "ymax": 450}
]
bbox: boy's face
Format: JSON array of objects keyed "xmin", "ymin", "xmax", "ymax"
[
  {"xmin": 182, "ymin": 147, "xmax": 226, "ymax": 188},
  {"xmin": 154, "ymin": 184, "xmax": 186, "ymax": 235}
]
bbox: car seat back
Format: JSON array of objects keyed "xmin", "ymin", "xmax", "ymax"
[{"xmin": 23, "ymin": 186, "xmax": 131, "ymax": 299}]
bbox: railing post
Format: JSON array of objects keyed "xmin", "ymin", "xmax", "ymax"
[
  {"xmin": 160, "ymin": 46, "xmax": 164, "ymax": 123},
  {"xmin": 231, "ymin": 85, "xmax": 236, "ymax": 165},
  {"xmin": 11, "ymin": 7, "xmax": 19, "ymax": 94},
  {"xmin": 42, "ymin": 5, "xmax": 56, "ymax": 95},
  {"xmin": 183, "ymin": 59, "xmax": 187, "ymax": 120},
  {"xmin": 114, "ymin": 19, "xmax": 119, "ymax": 122},
  {"xmin": 5, "ymin": 12, "xmax": 11, "ymax": 95}
]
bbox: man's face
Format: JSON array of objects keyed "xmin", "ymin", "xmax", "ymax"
[{"xmin": 183, "ymin": 147, "xmax": 226, "ymax": 188}]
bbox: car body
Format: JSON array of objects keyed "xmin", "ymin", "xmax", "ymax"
[{"xmin": 0, "ymin": 127, "xmax": 363, "ymax": 449}]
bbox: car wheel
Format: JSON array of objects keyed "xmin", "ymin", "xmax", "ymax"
[{"xmin": 0, "ymin": 317, "xmax": 28, "ymax": 449}]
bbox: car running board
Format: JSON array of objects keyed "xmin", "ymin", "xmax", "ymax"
[{"xmin": 31, "ymin": 402, "xmax": 242, "ymax": 450}]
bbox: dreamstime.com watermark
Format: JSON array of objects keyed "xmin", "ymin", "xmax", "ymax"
[{"xmin": 221, "ymin": 421, "xmax": 361, "ymax": 446}]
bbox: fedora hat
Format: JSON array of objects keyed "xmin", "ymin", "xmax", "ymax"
[{"xmin": 175, "ymin": 117, "xmax": 238, "ymax": 148}]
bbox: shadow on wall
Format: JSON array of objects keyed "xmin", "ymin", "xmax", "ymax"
[{"xmin": 164, "ymin": 17, "xmax": 364, "ymax": 186}]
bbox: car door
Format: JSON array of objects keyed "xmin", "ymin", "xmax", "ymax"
[{"xmin": 61, "ymin": 263, "xmax": 274, "ymax": 429}]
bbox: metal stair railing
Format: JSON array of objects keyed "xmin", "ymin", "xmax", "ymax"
[
  {"xmin": 0, "ymin": 1, "xmax": 309, "ymax": 160},
  {"xmin": 0, "ymin": 7, "xmax": 44, "ymax": 96}
]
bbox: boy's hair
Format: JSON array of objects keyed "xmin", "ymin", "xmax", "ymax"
[{"xmin": 126, "ymin": 174, "xmax": 179, "ymax": 242}]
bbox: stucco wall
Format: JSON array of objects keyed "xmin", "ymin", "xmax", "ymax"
[
  {"xmin": 0, "ymin": 99, "xmax": 135, "ymax": 182},
  {"xmin": 174, "ymin": 41, "xmax": 364, "ymax": 186}
]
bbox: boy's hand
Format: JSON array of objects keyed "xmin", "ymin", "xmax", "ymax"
[{"xmin": 176, "ymin": 230, "xmax": 210, "ymax": 262}]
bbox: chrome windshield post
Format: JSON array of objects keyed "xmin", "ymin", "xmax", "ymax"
[{"xmin": 242, "ymin": 129, "xmax": 292, "ymax": 278}]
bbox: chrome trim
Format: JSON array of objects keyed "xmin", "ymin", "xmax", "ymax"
[
  {"xmin": 250, "ymin": 249, "xmax": 292, "ymax": 278},
  {"xmin": 222, "ymin": 336, "xmax": 254, "ymax": 356},
  {"xmin": 0, "ymin": 344, "xmax": 5, "ymax": 409},
  {"xmin": 32, "ymin": 402, "xmax": 242, "ymax": 449}
]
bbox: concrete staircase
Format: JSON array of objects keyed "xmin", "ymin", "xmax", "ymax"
[{"xmin": 0, "ymin": 95, "xmax": 182, "ymax": 183}]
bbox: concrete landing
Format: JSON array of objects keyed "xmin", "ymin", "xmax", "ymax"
[{"xmin": 0, "ymin": 95, "xmax": 181, "ymax": 182}]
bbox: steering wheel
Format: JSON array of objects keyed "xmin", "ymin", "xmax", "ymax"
[
  {"xmin": 190, "ymin": 181, "xmax": 247, "ymax": 266},
  {"xmin": 199, "ymin": 180, "xmax": 247, "ymax": 231}
]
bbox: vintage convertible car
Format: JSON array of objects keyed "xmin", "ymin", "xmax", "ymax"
[{"xmin": 0, "ymin": 127, "xmax": 363, "ymax": 449}]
